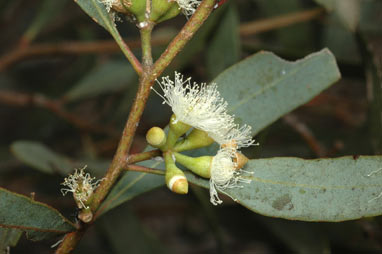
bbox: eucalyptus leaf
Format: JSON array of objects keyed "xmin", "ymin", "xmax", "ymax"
[
  {"xmin": 74, "ymin": 0, "xmax": 118, "ymax": 34},
  {"xmin": 100, "ymin": 205, "xmax": 168, "ymax": 254},
  {"xmin": 22, "ymin": 0, "xmax": 68, "ymax": 42},
  {"xmin": 186, "ymin": 156, "xmax": 382, "ymax": 222},
  {"xmin": 206, "ymin": 3, "xmax": 240, "ymax": 78},
  {"xmin": 0, "ymin": 228, "xmax": 22, "ymax": 252},
  {"xmin": 214, "ymin": 48, "xmax": 341, "ymax": 136},
  {"xmin": 0, "ymin": 187, "xmax": 76, "ymax": 241},
  {"xmin": 98, "ymin": 159, "xmax": 165, "ymax": 216},
  {"xmin": 11, "ymin": 141, "xmax": 72, "ymax": 175},
  {"xmin": 65, "ymin": 60, "xmax": 136, "ymax": 101}
]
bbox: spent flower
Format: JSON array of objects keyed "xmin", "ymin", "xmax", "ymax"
[
  {"xmin": 61, "ymin": 166, "xmax": 103, "ymax": 209},
  {"xmin": 175, "ymin": 0, "xmax": 202, "ymax": 16},
  {"xmin": 209, "ymin": 148, "xmax": 251, "ymax": 205}
]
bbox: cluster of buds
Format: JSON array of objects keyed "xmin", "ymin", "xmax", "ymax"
[
  {"xmin": 99, "ymin": 0, "xmax": 201, "ymax": 24},
  {"xmin": 147, "ymin": 72, "xmax": 257, "ymax": 205}
]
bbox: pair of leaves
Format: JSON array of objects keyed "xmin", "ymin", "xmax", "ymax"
[{"xmin": 99, "ymin": 49, "xmax": 382, "ymax": 223}]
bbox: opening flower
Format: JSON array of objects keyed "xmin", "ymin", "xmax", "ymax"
[
  {"xmin": 175, "ymin": 0, "xmax": 201, "ymax": 16},
  {"xmin": 154, "ymin": 72, "xmax": 255, "ymax": 148},
  {"xmin": 210, "ymin": 148, "xmax": 251, "ymax": 205},
  {"xmin": 60, "ymin": 166, "xmax": 103, "ymax": 209}
]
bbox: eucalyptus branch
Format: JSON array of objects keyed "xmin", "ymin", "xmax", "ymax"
[
  {"xmin": 152, "ymin": 0, "xmax": 216, "ymax": 78},
  {"xmin": 125, "ymin": 164, "xmax": 165, "ymax": 175},
  {"xmin": 126, "ymin": 149, "xmax": 161, "ymax": 164},
  {"xmin": 56, "ymin": 1, "xmax": 216, "ymax": 252}
]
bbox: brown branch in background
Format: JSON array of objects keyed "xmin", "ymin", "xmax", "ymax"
[
  {"xmin": 0, "ymin": 90, "xmax": 118, "ymax": 137},
  {"xmin": 0, "ymin": 7, "xmax": 325, "ymax": 71},
  {"xmin": 0, "ymin": 36, "xmax": 170, "ymax": 71},
  {"xmin": 282, "ymin": 113, "xmax": 326, "ymax": 157},
  {"xmin": 239, "ymin": 7, "xmax": 325, "ymax": 37}
]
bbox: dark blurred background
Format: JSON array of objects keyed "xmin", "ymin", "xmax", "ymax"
[{"xmin": 0, "ymin": 0, "xmax": 381, "ymax": 253}]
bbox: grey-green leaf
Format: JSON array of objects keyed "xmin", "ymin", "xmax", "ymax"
[
  {"xmin": 0, "ymin": 228, "xmax": 22, "ymax": 251},
  {"xmin": 98, "ymin": 159, "xmax": 164, "ymax": 216},
  {"xmin": 65, "ymin": 61, "xmax": 136, "ymax": 101},
  {"xmin": 11, "ymin": 141, "xmax": 72, "ymax": 175},
  {"xmin": 214, "ymin": 48, "xmax": 341, "ymax": 136},
  {"xmin": 0, "ymin": 187, "xmax": 76, "ymax": 240},
  {"xmin": 74, "ymin": 0, "xmax": 117, "ymax": 33},
  {"xmin": 206, "ymin": 3, "xmax": 240, "ymax": 78},
  {"xmin": 186, "ymin": 156, "xmax": 382, "ymax": 222}
]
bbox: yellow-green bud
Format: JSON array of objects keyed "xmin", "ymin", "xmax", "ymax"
[
  {"xmin": 163, "ymin": 114, "xmax": 191, "ymax": 151},
  {"xmin": 173, "ymin": 152, "xmax": 212, "ymax": 179},
  {"xmin": 150, "ymin": 0, "xmax": 181, "ymax": 23},
  {"xmin": 146, "ymin": 126, "xmax": 166, "ymax": 148},
  {"xmin": 108, "ymin": 0, "xmax": 180, "ymax": 24},
  {"xmin": 174, "ymin": 128, "xmax": 214, "ymax": 152},
  {"xmin": 164, "ymin": 152, "xmax": 188, "ymax": 194},
  {"xmin": 169, "ymin": 114, "xmax": 191, "ymax": 137}
]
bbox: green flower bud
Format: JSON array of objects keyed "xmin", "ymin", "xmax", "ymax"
[
  {"xmin": 146, "ymin": 126, "xmax": 166, "ymax": 148},
  {"xmin": 163, "ymin": 114, "xmax": 191, "ymax": 151},
  {"xmin": 173, "ymin": 152, "xmax": 212, "ymax": 179},
  {"xmin": 150, "ymin": 0, "xmax": 181, "ymax": 23},
  {"xmin": 164, "ymin": 152, "xmax": 188, "ymax": 194},
  {"xmin": 105, "ymin": 0, "xmax": 180, "ymax": 24},
  {"xmin": 174, "ymin": 128, "xmax": 214, "ymax": 152}
]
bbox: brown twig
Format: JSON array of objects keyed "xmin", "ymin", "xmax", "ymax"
[
  {"xmin": 282, "ymin": 113, "xmax": 326, "ymax": 157},
  {"xmin": 0, "ymin": 90, "xmax": 118, "ymax": 136},
  {"xmin": 126, "ymin": 149, "xmax": 162, "ymax": 164},
  {"xmin": 125, "ymin": 164, "xmax": 164, "ymax": 175},
  {"xmin": 239, "ymin": 7, "xmax": 325, "ymax": 37}
]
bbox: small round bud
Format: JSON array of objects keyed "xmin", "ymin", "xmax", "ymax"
[{"xmin": 146, "ymin": 127, "xmax": 166, "ymax": 148}]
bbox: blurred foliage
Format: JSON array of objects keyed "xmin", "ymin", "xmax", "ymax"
[{"xmin": 0, "ymin": 0, "xmax": 381, "ymax": 253}]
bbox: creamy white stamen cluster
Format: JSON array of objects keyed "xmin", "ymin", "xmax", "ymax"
[
  {"xmin": 60, "ymin": 166, "xmax": 103, "ymax": 209},
  {"xmin": 210, "ymin": 148, "xmax": 251, "ymax": 205},
  {"xmin": 155, "ymin": 72, "xmax": 256, "ymax": 204},
  {"xmin": 155, "ymin": 72, "xmax": 255, "ymax": 149},
  {"xmin": 175, "ymin": 0, "xmax": 202, "ymax": 16}
]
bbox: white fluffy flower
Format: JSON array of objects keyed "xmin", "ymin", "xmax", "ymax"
[
  {"xmin": 176, "ymin": 0, "xmax": 202, "ymax": 16},
  {"xmin": 209, "ymin": 148, "xmax": 251, "ymax": 205},
  {"xmin": 154, "ymin": 72, "xmax": 255, "ymax": 149},
  {"xmin": 61, "ymin": 166, "xmax": 103, "ymax": 209}
]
